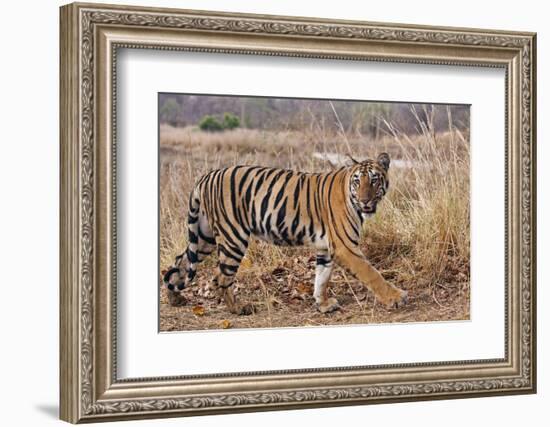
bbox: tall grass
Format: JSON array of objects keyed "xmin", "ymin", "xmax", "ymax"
[
  {"xmin": 363, "ymin": 117, "xmax": 470, "ymax": 291},
  {"xmin": 160, "ymin": 110, "xmax": 470, "ymax": 304}
]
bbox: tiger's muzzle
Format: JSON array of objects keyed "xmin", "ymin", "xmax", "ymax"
[{"xmin": 360, "ymin": 200, "xmax": 378, "ymax": 215}]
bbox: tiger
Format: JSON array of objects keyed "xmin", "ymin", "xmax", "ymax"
[{"xmin": 162, "ymin": 152, "xmax": 407, "ymax": 315}]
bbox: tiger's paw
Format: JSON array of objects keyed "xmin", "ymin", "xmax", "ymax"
[
  {"xmin": 383, "ymin": 287, "xmax": 408, "ymax": 309},
  {"xmin": 317, "ymin": 297, "xmax": 341, "ymax": 314},
  {"xmin": 237, "ymin": 303, "xmax": 256, "ymax": 316},
  {"xmin": 167, "ymin": 290, "xmax": 188, "ymax": 307}
]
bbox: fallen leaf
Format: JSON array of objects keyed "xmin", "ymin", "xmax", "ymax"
[
  {"xmin": 192, "ymin": 305, "xmax": 205, "ymax": 316},
  {"xmin": 296, "ymin": 282, "xmax": 313, "ymax": 295},
  {"xmin": 240, "ymin": 257, "xmax": 253, "ymax": 270},
  {"xmin": 357, "ymin": 293, "xmax": 367, "ymax": 301},
  {"xmin": 221, "ymin": 319, "xmax": 231, "ymax": 329},
  {"xmin": 266, "ymin": 296, "xmax": 282, "ymax": 308},
  {"xmin": 290, "ymin": 288, "xmax": 309, "ymax": 301},
  {"xmin": 271, "ymin": 267, "xmax": 286, "ymax": 278}
]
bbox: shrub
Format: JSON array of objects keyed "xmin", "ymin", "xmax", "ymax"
[
  {"xmin": 198, "ymin": 113, "xmax": 240, "ymax": 132},
  {"xmin": 222, "ymin": 112, "xmax": 240, "ymax": 130},
  {"xmin": 198, "ymin": 115, "xmax": 224, "ymax": 132}
]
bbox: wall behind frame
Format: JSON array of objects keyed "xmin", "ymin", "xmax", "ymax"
[{"xmin": 0, "ymin": 0, "xmax": 545, "ymax": 426}]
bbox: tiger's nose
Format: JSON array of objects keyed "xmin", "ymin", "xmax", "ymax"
[{"xmin": 362, "ymin": 202, "xmax": 376, "ymax": 213}]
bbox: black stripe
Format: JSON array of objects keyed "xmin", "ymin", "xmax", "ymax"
[
  {"xmin": 163, "ymin": 267, "xmax": 180, "ymax": 283},
  {"xmin": 291, "ymin": 206, "xmax": 301, "ymax": 235},
  {"xmin": 234, "ymin": 201, "xmax": 247, "ymax": 233},
  {"xmin": 292, "ymin": 175, "xmax": 302, "ymax": 209},
  {"xmin": 212, "ymin": 170, "xmax": 224, "ymax": 226},
  {"xmin": 219, "ymin": 244, "xmax": 244, "ymax": 263},
  {"xmin": 296, "ymin": 226, "xmax": 306, "ymax": 245},
  {"xmin": 316, "ymin": 174, "xmax": 328, "ymax": 239},
  {"xmin": 244, "ymin": 178, "xmax": 254, "ymax": 208},
  {"xmin": 254, "ymin": 168, "xmax": 276, "ymax": 195},
  {"xmin": 309, "ymin": 221, "xmax": 315, "ymax": 239},
  {"xmin": 188, "ymin": 193, "xmax": 196, "ymax": 212},
  {"xmin": 229, "ymin": 166, "xmax": 245, "ymax": 218},
  {"xmin": 273, "ymin": 171, "xmax": 293, "ymax": 209},
  {"xmin": 238, "ymin": 166, "xmax": 259, "ymax": 194},
  {"xmin": 220, "ymin": 226, "xmax": 246, "ymax": 256},
  {"xmin": 259, "ymin": 191, "xmax": 271, "ymax": 223},
  {"xmin": 188, "ymin": 230, "xmax": 198, "ymax": 244},
  {"xmin": 326, "ymin": 172, "xmax": 360, "ymax": 252},
  {"xmin": 216, "ymin": 169, "xmax": 249, "ymax": 248},
  {"xmin": 342, "ymin": 226, "xmax": 359, "ymax": 247},
  {"xmin": 198, "ymin": 227, "xmax": 215, "ymax": 245},
  {"xmin": 344, "ymin": 186, "xmax": 361, "ymax": 225},
  {"xmin": 276, "ymin": 198, "xmax": 287, "ymax": 228},
  {"xmin": 331, "ymin": 219, "xmax": 360, "ymax": 254},
  {"xmin": 326, "ymin": 170, "xmax": 339, "ymax": 202},
  {"xmin": 343, "ymin": 199, "xmax": 360, "ymax": 236},
  {"xmin": 265, "ymin": 213, "xmax": 272, "ymax": 235},
  {"xmin": 186, "ymin": 248, "xmax": 198, "ymax": 263},
  {"xmin": 259, "ymin": 170, "xmax": 285, "ymax": 220},
  {"xmin": 305, "ymin": 178, "xmax": 315, "ymax": 238},
  {"xmin": 220, "ymin": 263, "xmax": 239, "ymax": 275},
  {"xmin": 280, "ymin": 226, "xmax": 292, "ymax": 245},
  {"xmin": 215, "ymin": 223, "xmax": 240, "ymax": 250},
  {"xmin": 345, "ymin": 216, "xmax": 360, "ymax": 237},
  {"xmin": 316, "ymin": 255, "xmax": 332, "ymax": 266},
  {"xmin": 251, "ymin": 203, "xmax": 257, "ymax": 232}
]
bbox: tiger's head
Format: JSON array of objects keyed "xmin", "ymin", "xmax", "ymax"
[{"xmin": 349, "ymin": 152, "xmax": 390, "ymax": 218}]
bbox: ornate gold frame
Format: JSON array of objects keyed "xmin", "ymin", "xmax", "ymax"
[{"xmin": 59, "ymin": 2, "xmax": 536, "ymax": 423}]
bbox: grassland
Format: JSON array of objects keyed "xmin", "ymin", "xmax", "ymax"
[{"xmin": 159, "ymin": 118, "xmax": 470, "ymax": 331}]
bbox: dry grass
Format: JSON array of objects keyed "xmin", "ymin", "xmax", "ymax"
[{"xmin": 159, "ymin": 117, "xmax": 470, "ymax": 331}]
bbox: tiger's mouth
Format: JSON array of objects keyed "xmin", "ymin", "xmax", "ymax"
[{"xmin": 360, "ymin": 203, "xmax": 377, "ymax": 214}]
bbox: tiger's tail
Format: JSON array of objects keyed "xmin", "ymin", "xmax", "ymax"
[
  {"xmin": 182, "ymin": 186, "xmax": 202, "ymax": 284},
  {"xmin": 162, "ymin": 186, "xmax": 202, "ymax": 292}
]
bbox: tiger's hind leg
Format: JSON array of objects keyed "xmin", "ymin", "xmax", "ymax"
[
  {"xmin": 214, "ymin": 237, "xmax": 255, "ymax": 316},
  {"xmin": 313, "ymin": 250, "xmax": 340, "ymax": 313}
]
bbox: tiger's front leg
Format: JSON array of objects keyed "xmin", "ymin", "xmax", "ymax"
[
  {"xmin": 313, "ymin": 250, "xmax": 340, "ymax": 313},
  {"xmin": 335, "ymin": 247, "xmax": 408, "ymax": 309}
]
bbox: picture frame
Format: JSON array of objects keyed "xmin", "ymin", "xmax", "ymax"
[{"xmin": 59, "ymin": 2, "xmax": 536, "ymax": 423}]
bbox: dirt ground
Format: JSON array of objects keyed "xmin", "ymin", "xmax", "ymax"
[{"xmin": 159, "ymin": 242, "xmax": 469, "ymax": 332}]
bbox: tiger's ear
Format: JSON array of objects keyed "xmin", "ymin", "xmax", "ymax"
[
  {"xmin": 347, "ymin": 154, "xmax": 359, "ymax": 165},
  {"xmin": 377, "ymin": 152, "xmax": 390, "ymax": 171}
]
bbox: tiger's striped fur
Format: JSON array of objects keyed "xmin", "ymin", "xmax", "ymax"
[{"xmin": 163, "ymin": 152, "xmax": 407, "ymax": 315}]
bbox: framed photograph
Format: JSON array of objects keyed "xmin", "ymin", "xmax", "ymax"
[{"xmin": 60, "ymin": 2, "xmax": 536, "ymax": 423}]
